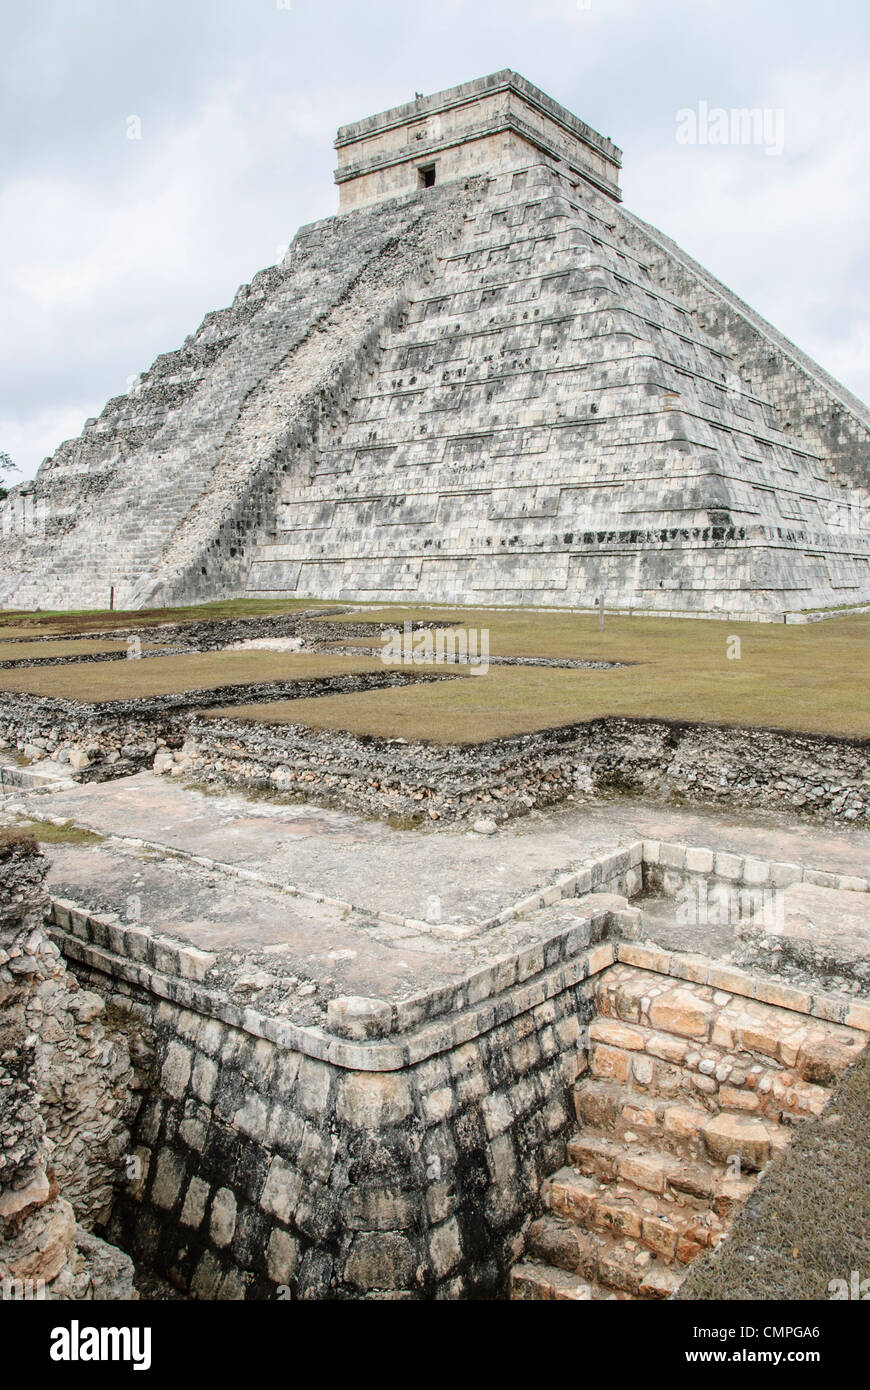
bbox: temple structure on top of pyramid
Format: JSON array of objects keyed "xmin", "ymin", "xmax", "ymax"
[{"xmin": 3, "ymin": 70, "xmax": 869, "ymax": 616}]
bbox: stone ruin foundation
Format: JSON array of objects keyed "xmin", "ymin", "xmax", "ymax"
[
  {"xmin": 0, "ymin": 835, "xmax": 137, "ymax": 1299},
  {"xmin": 8, "ymin": 831, "xmax": 864, "ymax": 1301}
]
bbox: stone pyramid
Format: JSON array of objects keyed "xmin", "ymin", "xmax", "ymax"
[{"xmin": 3, "ymin": 71, "xmax": 869, "ymax": 617}]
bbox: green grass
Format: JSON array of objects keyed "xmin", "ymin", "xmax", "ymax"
[
  {"xmin": 0, "ymin": 650, "xmax": 385, "ymax": 701},
  {"xmin": 0, "ymin": 595, "xmax": 343, "ymax": 638},
  {"xmin": 209, "ymin": 609, "xmax": 870, "ymax": 742},
  {"xmin": 2, "ymin": 601, "xmax": 868, "ymax": 741},
  {"xmin": 7, "ymin": 819, "xmax": 104, "ymax": 846}
]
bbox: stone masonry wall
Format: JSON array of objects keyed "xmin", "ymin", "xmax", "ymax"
[
  {"xmin": 47, "ymin": 851, "xmax": 870, "ymax": 1301},
  {"xmin": 0, "ymin": 669, "xmax": 448, "ymax": 783},
  {"xmin": 5, "ymin": 151, "xmax": 869, "ymax": 616},
  {"xmin": 49, "ymin": 867, "xmax": 649, "ymax": 1299},
  {"xmin": 104, "ymin": 978, "xmax": 594, "ymax": 1300},
  {"xmin": 0, "ymin": 836, "xmax": 137, "ymax": 1298},
  {"xmin": 617, "ymin": 208, "xmax": 870, "ymax": 495},
  {"xmin": 182, "ymin": 713, "xmax": 870, "ymax": 827},
  {"xmin": 247, "ymin": 160, "xmax": 870, "ymax": 616},
  {"xmin": 1, "ymin": 685, "xmax": 866, "ymax": 826}
]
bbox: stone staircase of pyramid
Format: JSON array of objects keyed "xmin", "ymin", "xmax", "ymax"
[
  {"xmin": 510, "ymin": 963, "xmax": 866, "ymax": 1300},
  {"xmin": 0, "ymin": 181, "xmax": 478, "ymax": 612}
]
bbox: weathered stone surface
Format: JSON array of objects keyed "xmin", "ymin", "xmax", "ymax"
[
  {"xmin": 266, "ymin": 1226, "xmax": 299, "ymax": 1284},
  {"xmin": 0, "ymin": 836, "xmax": 136, "ymax": 1299},
  {"xmin": 209, "ymin": 1187, "xmax": 237, "ymax": 1248},
  {"xmin": 344, "ymin": 1232, "xmax": 416, "ymax": 1291},
  {"xmin": 336, "ymin": 1072, "xmax": 414, "ymax": 1128},
  {"xmin": 512, "ymin": 960, "xmax": 867, "ymax": 1302},
  {"xmin": 649, "ymin": 988, "xmax": 714, "ymax": 1039},
  {"xmin": 326, "ymin": 995, "xmax": 393, "ymax": 1041},
  {"xmin": 701, "ymin": 1114, "xmax": 773, "ymax": 1171}
]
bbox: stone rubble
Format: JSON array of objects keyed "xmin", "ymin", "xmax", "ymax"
[{"xmin": 0, "ymin": 833, "xmax": 138, "ymax": 1299}]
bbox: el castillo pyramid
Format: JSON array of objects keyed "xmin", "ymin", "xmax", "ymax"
[{"xmin": 3, "ymin": 70, "xmax": 870, "ymax": 617}]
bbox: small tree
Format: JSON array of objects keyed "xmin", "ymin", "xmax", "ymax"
[{"xmin": 0, "ymin": 450, "xmax": 18, "ymax": 502}]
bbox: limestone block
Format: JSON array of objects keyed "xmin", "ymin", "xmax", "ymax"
[
  {"xmin": 190, "ymin": 1053, "xmax": 219, "ymax": 1104},
  {"xmin": 341, "ymin": 1185, "xmax": 415, "ymax": 1232},
  {"xmin": 588, "ymin": 1018, "xmax": 645, "ymax": 1051},
  {"xmin": 209, "ymin": 1188, "xmax": 237, "ymax": 1248},
  {"xmin": 428, "ymin": 1218, "xmax": 463, "ymax": 1279},
  {"xmin": 701, "ymin": 1114, "xmax": 772, "ymax": 1171},
  {"xmin": 344, "ymin": 1232, "xmax": 416, "ymax": 1292},
  {"xmin": 293, "ymin": 1056, "xmax": 333, "ymax": 1119},
  {"xmin": 326, "ymin": 995, "xmax": 393, "ymax": 1041},
  {"xmin": 180, "ymin": 1175, "xmax": 210, "ymax": 1229},
  {"xmin": 150, "ymin": 1149, "xmax": 186, "ymax": 1211},
  {"xmin": 261, "ymin": 1156, "xmax": 302, "ymax": 1223},
  {"xmin": 648, "ymin": 988, "xmax": 714, "ymax": 1040},
  {"xmin": 266, "ymin": 1227, "xmax": 299, "ymax": 1284},
  {"xmin": 336, "ymin": 1072, "xmax": 414, "ymax": 1128},
  {"xmin": 160, "ymin": 1040, "xmax": 192, "ymax": 1099}
]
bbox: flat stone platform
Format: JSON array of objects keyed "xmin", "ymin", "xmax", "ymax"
[
  {"xmin": 10, "ymin": 771, "xmax": 870, "ymax": 919},
  {"xmin": 3, "ymin": 771, "xmax": 869, "ymax": 1026}
]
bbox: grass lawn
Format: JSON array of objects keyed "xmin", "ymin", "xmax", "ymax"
[
  {"xmin": 209, "ymin": 608, "xmax": 870, "ymax": 742},
  {"xmin": 0, "ymin": 650, "xmax": 385, "ymax": 701},
  {"xmin": 1, "ymin": 600, "xmax": 867, "ymax": 740},
  {"xmin": 2, "ymin": 819, "xmax": 104, "ymax": 847}
]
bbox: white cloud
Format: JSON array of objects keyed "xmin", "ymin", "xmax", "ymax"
[
  {"xmin": 2, "ymin": 0, "xmax": 869, "ymax": 483},
  {"xmin": 0, "ymin": 404, "xmax": 94, "ymax": 481},
  {"xmin": 0, "ymin": 74, "xmax": 342, "ymax": 477},
  {"xmin": 623, "ymin": 60, "xmax": 870, "ymax": 406}
]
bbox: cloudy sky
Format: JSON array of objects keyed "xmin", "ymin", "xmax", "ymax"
[{"xmin": 2, "ymin": 0, "xmax": 869, "ymax": 480}]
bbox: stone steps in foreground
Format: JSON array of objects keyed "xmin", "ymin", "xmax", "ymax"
[{"xmin": 510, "ymin": 962, "xmax": 867, "ymax": 1301}]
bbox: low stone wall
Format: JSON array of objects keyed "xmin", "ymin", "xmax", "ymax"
[
  {"xmin": 181, "ymin": 714, "xmax": 870, "ymax": 827},
  {"xmin": 46, "ymin": 854, "xmax": 648, "ymax": 1299},
  {"xmin": 2, "ymin": 684, "xmax": 866, "ymax": 827},
  {"xmin": 37, "ymin": 833, "xmax": 870, "ymax": 1301},
  {"xmin": 0, "ymin": 670, "xmax": 447, "ymax": 782},
  {"xmin": 641, "ymin": 838, "xmax": 870, "ymax": 997},
  {"xmin": 642, "ymin": 837, "xmax": 870, "ymax": 900},
  {"xmin": 0, "ymin": 609, "xmax": 370, "ymax": 661}
]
